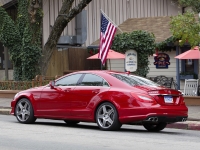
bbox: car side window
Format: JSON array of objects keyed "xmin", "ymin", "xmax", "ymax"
[
  {"xmin": 55, "ymin": 74, "xmax": 82, "ymax": 86},
  {"xmin": 80, "ymin": 74, "xmax": 109, "ymax": 87}
]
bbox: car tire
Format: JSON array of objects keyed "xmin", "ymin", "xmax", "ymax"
[
  {"xmin": 64, "ymin": 120, "xmax": 80, "ymax": 125},
  {"xmin": 15, "ymin": 98, "xmax": 36, "ymax": 124},
  {"xmin": 96, "ymin": 102, "xmax": 122, "ymax": 131},
  {"xmin": 143, "ymin": 122, "xmax": 167, "ymax": 132}
]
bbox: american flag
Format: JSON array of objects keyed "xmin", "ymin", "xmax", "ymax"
[{"xmin": 98, "ymin": 13, "xmax": 117, "ymax": 65}]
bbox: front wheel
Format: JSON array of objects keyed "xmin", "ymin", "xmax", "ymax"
[
  {"xmin": 15, "ymin": 98, "xmax": 36, "ymax": 124},
  {"xmin": 143, "ymin": 122, "xmax": 167, "ymax": 132},
  {"xmin": 96, "ymin": 102, "xmax": 122, "ymax": 131}
]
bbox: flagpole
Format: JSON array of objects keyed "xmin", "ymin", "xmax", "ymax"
[
  {"xmin": 99, "ymin": 9, "xmax": 103, "ymax": 70},
  {"xmin": 100, "ymin": 9, "xmax": 123, "ymax": 33}
]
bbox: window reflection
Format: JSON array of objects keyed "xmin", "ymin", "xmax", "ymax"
[
  {"xmin": 80, "ymin": 74, "xmax": 109, "ymax": 87},
  {"xmin": 111, "ymin": 74, "xmax": 159, "ymax": 86},
  {"xmin": 185, "ymin": 59, "xmax": 194, "ymax": 72}
]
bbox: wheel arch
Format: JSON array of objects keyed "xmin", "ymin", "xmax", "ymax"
[
  {"xmin": 93, "ymin": 100, "xmax": 120, "ymax": 122},
  {"xmin": 14, "ymin": 94, "xmax": 36, "ymax": 115}
]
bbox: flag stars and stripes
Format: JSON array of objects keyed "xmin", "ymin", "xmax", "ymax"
[
  {"xmin": 98, "ymin": 13, "xmax": 117, "ymax": 65},
  {"xmin": 101, "ymin": 15, "xmax": 109, "ymax": 33}
]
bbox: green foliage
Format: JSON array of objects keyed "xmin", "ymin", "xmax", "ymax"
[
  {"xmin": 0, "ymin": 0, "xmax": 42, "ymax": 81},
  {"xmin": 170, "ymin": 11, "xmax": 200, "ymax": 47},
  {"xmin": 156, "ymin": 36, "xmax": 177, "ymax": 51},
  {"xmin": 111, "ymin": 31, "xmax": 156, "ymax": 77},
  {"xmin": 180, "ymin": 71, "xmax": 198, "ymax": 79}
]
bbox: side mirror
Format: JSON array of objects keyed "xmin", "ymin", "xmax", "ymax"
[{"xmin": 49, "ymin": 81, "xmax": 55, "ymax": 89}]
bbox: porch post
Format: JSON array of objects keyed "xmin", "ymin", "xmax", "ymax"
[
  {"xmin": 4, "ymin": 46, "xmax": 9, "ymax": 80},
  {"xmin": 176, "ymin": 45, "xmax": 180, "ymax": 90}
]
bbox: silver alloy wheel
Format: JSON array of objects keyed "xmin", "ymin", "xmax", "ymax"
[
  {"xmin": 16, "ymin": 99, "xmax": 31, "ymax": 122},
  {"xmin": 97, "ymin": 104, "xmax": 115, "ymax": 129}
]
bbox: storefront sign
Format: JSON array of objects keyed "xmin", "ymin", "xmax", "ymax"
[
  {"xmin": 154, "ymin": 53, "xmax": 170, "ymax": 68},
  {"xmin": 125, "ymin": 50, "xmax": 137, "ymax": 72}
]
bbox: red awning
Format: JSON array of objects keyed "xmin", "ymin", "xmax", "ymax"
[{"xmin": 175, "ymin": 46, "xmax": 200, "ymax": 59}]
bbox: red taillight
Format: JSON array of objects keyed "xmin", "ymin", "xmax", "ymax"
[
  {"xmin": 131, "ymin": 92, "xmax": 157, "ymax": 103},
  {"xmin": 180, "ymin": 96, "xmax": 186, "ymax": 105}
]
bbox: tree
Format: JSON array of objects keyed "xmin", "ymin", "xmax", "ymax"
[
  {"xmin": 0, "ymin": 0, "xmax": 43, "ymax": 80},
  {"xmin": 40, "ymin": 0, "xmax": 92, "ymax": 75},
  {"xmin": 171, "ymin": 0, "xmax": 200, "ymax": 13},
  {"xmin": 0, "ymin": 0, "xmax": 92, "ymax": 80},
  {"xmin": 170, "ymin": 11, "xmax": 200, "ymax": 47},
  {"xmin": 170, "ymin": 0, "xmax": 200, "ymax": 47}
]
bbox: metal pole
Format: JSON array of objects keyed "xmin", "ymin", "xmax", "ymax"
[
  {"xmin": 4, "ymin": 46, "xmax": 9, "ymax": 80},
  {"xmin": 176, "ymin": 45, "xmax": 180, "ymax": 90}
]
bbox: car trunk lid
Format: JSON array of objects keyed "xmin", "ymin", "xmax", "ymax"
[{"xmin": 134, "ymin": 85, "xmax": 184, "ymax": 106}]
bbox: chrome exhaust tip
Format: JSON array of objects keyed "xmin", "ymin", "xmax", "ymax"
[
  {"xmin": 182, "ymin": 118, "xmax": 187, "ymax": 122},
  {"xmin": 146, "ymin": 117, "xmax": 158, "ymax": 122}
]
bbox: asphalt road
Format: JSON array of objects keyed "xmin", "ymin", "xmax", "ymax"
[{"xmin": 1, "ymin": 115, "xmax": 200, "ymax": 150}]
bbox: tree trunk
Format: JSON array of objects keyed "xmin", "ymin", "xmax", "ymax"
[{"xmin": 40, "ymin": 0, "xmax": 92, "ymax": 75}]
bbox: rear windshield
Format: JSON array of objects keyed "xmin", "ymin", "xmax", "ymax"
[{"xmin": 111, "ymin": 73, "xmax": 159, "ymax": 86}]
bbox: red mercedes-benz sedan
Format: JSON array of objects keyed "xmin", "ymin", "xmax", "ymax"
[{"xmin": 11, "ymin": 70, "xmax": 188, "ymax": 131}]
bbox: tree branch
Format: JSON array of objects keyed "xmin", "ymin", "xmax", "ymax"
[{"xmin": 41, "ymin": 0, "xmax": 92, "ymax": 75}]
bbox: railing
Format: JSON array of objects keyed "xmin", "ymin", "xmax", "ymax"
[{"xmin": 0, "ymin": 75, "xmax": 62, "ymax": 90}]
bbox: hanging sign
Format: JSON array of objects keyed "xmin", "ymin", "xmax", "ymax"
[
  {"xmin": 154, "ymin": 53, "xmax": 170, "ymax": 69},
  {"xmin": 125, "ymin": 50, "xmax": 137, "ymax": 72}
]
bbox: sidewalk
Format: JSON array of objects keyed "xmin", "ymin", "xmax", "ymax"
[{"xmin": 0, "ymin": 98, "xmax": 200, "ymax": 131}]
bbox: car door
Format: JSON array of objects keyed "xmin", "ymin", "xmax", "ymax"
[
  {"xmin": 37, "ymin": 73, "xmax": 83, "ymax": 118},
  {"xmin": 71, "ymin": 73, "xmax": 110, "ymax": 117}
]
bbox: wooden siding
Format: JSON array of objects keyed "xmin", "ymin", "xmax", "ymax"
[
  {"xmin": 46, "ymin": 48, "xmax": 101, "ymax": 77},
  {"xmin": 42, "ymin": 0, "xmax": 181, "ymax": 47},
  {"xmin": 46, "ymin": 47, "xmax": 69, "ymax": 77},
  {"xmin": 108, "ymin": 59, "xmax": 125, "ymax": 72}
]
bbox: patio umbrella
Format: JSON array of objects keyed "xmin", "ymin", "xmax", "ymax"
[
  {"xmin": 87, "ymin": 49, "xmax": 125, "ymax": 59},
  {"xmin": 174, "ymin": 46, "xmax": 200, "ymax": 59},
  {"xmin": 87, "ymin": 49, "xmax": 125, "ymax": 70}
]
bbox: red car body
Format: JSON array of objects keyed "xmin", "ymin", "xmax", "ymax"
[{"xmin": 11, "ymin": 70, "xmax": 188, "ymax": 131}]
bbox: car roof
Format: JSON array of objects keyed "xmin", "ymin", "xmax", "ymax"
[{"xmin": 71, "ymin": 70, "xmax": 129, "ymax": 75}]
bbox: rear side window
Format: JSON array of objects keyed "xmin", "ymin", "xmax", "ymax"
[
  {"xmin": 111, "ymin": 74, "xmax": 137, "ymax": 86},
  {"xmin": 79, "ymin": 74, "xmax": 109, "ymax": 87}
]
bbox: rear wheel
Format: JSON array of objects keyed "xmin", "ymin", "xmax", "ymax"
[
  {"xmin": 15, "ymin": 98, "xmax": 36, "ymax": 124},
  {"xmin": 96, "ymin": 102, "xmax": 121, "ymax": 131},
  {"xmin": 143, "ymin": 122, "xmax": 167, "ymax": 132},
  {"xmin": 64, "ymin": 120, "xmax": 80, "ymax": 125}
]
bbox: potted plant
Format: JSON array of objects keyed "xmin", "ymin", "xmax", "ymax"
[{"xmin": 179, "ymin": 71, "xmax": 198, "ymax": 80}]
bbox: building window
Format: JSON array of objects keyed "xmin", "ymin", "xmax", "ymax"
[{"xmin": 181, "ymin": 47, "xmax": 198, "ymax": 75}]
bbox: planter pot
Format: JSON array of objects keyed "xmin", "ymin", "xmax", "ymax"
[{"xmin": 180, "ymin": 75, "xmax": 194, "ymax": 80}]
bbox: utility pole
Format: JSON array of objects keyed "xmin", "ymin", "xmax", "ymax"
[{"xmin": 4, "ymin": 46, "xmax": 8, "ymax": 80}]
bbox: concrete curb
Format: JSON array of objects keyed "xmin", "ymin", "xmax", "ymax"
[
  {"xmin": 0, "ymin": 108, "xmax": 11, "ymax": 115},
  {"xmin": 167, "ymin": 121, "xmax": 200, "ymax": 131}
]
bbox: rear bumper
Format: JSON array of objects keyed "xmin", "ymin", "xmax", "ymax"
[
  {"xmin": 118, "ymin": 105, "xmax": 188, "ymax": 124},
  {"xmin": 143, "ymin": 116, "xmax": 187, "ymax": 123}
]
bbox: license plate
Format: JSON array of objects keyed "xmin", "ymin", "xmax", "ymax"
[{"xmin": 164, "ymin": 96, "xmax": 173, "ymax": 103}]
